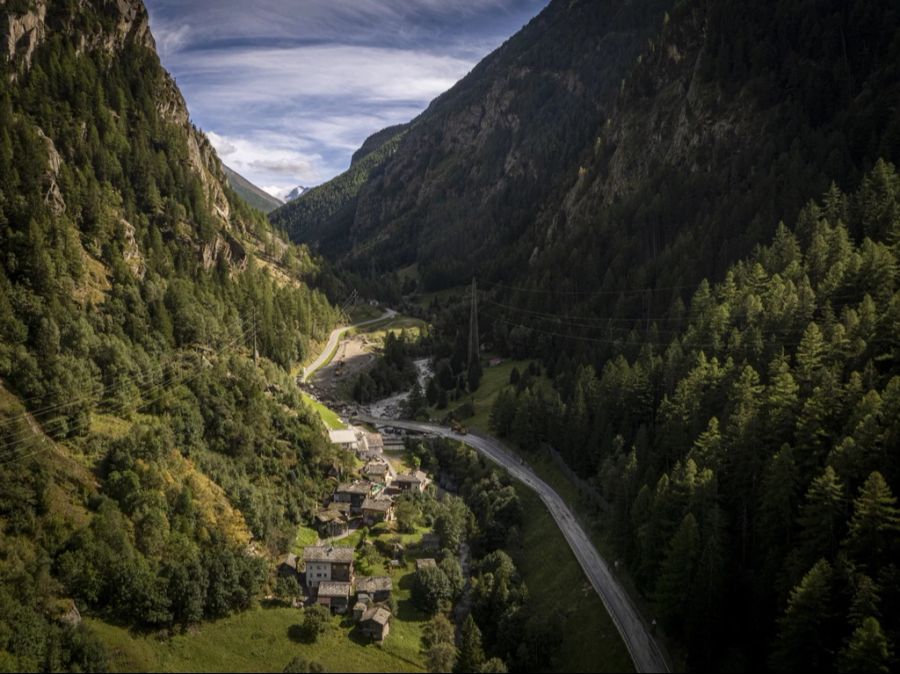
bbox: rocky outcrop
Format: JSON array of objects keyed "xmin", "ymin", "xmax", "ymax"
[
  {"xmin": 2, "ymin": 0, "xmax": 48, "ymax": 77},
  {"xmin": 35, "ymin": 127, "xmax": 66, "ymax": 216}
]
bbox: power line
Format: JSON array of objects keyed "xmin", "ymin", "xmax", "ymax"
[
  {"xmin": 0, "ymin": 327, "xmax": 252, "ymax": 432},
  {"xmin": 0, "ymin": 328, "xmax": 253, "ymax": 461}
]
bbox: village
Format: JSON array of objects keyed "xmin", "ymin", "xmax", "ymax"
[{"xmin": 278, "ymin": 423, "xmax": 438, "ymax": 645}]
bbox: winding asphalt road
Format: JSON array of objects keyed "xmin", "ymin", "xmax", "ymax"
[
  {"xmin": 301, "ymin": 308, "xmax": 396, "ymax": 382},
  {"xmin": 356, "ymin": 414, "xmax": 671, "ymax": 674}
]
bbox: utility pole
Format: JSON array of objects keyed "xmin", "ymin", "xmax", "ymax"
[
  {"xmin": 252, "ymin": 307, "xmax": 259, "ymax": 367},
  {"xmin": 468, "ymin": 277, "xmax": 479, "ymax": 368}
]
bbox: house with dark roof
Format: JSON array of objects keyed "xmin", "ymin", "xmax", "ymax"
[
  {"xmin": 361, "ymin": 496, "xmax": 394, "ymax": 525},
  {"xmin": 316, "ymin": 581, "xmax": 352, "ymax": 613},
  {"xmin": 361, "ymin": 459, "xmax": 394, "ymax": 484},
  {"xmin": 354, "ymin": 576, "xmax": 393, "ymax": 604},
  {"xmin": 333, "ymin": 480, "xmax": 375, "ymax": 513},
  {"xmin": 359, "ymin": 606, "xmax": 392, "ymax": 642},
  {"xmin": 392, "ymin": 470, "xmax": 431, "ymax": 493},
  {"xmin": 314, "ymin": 506, "xmax": 350, "ymax": 539},
  {"xmin": 303, "ymin": 545, "xmax": 355, "ymax": 589}
]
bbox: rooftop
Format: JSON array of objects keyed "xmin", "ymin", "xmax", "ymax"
[
  {"xmin": 415, "ymin": 558, "xmax": 437, "ymax": 570},
  {"xmin": 355, "ymin": 576, "xmax": 393, "ymax": 593},
  {"xmin": 336, "ymin": 480, "xmax": 373, "ymax": 495},
  {"xmin": 328, "ymin": 429, "xmax": 359, "ymax": 445},
  {"xmin": 361, "ymin": 606, "xmax": 392, "ymax": 625},
  {"xmin": 362, "ymin": 497, "xmax": 393, "ymax": 512},
  {"xmin": 318, "ymin": 581, "xmax": 352, "ymax": 598},
  {"xmin": 303, "ymin": 545, "xmax": 355, "ymax": 564},
  {"xmin": 393, "ymin": 470, "xmax": 428, "ymax": 484}
]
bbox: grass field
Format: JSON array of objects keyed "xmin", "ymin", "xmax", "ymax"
[
  {"xmin": 353, "ymin": 315, "xmax": 428, "ymax": 343},
  {"xmin": 300, "ymin": 392, "xmax": 345, "ymax": 430},
  {"xmin": 88, "ymin": 604, "xmax": 424, "ymax": 673},
  {"xmin": 424, "ymin": 357, "xmax": 535, "ymax": 432},
  {"xmin": 510, "ymin": 485, "xmax": 634, "ymax": 672},
  {"xmin": 89, "ymin": 523, "xmax": 434, "ymax": 673},
  {"xmin": 291, "ymin": 525, "xmax": 320, "ymax": 554},
  {"xmin": 348, "ymin": 304, "xmax": 384, "ymax": 323}
]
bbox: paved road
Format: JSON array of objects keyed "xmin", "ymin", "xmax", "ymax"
[
  {"xmin": 357, "ymin": 415, "xmax": 671, "ymax": 674},
  {"xmin": 301, "ymin": 309, "xmax": 396, "ymax": 382}
]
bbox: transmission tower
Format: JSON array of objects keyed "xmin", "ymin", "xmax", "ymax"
[{"xmin": 468, "ymin": 278, "xmax": 479, "ymax": 367}]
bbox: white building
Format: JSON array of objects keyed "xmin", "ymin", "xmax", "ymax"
[
  {"xmin": 328, "ymin": 429, "xmax": 361, "ymax": 451},
  {"xmin": 303, "ymin": 545, "xmax": 355, "ymax": 589}
]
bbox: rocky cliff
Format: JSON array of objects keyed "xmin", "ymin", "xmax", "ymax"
[{"xmin": 2, "ymin": 0, "xmax": 251, "ymax": 272}]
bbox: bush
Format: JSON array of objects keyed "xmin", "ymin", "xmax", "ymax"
[
  {"xmin": 291, "ymin": 604, "xmax": 331, "ymax": 643},
  {"xmin": 283, "ymin": 656, "xmax": 325, "ymax": 673}
]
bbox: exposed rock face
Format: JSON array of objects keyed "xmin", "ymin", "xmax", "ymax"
[
  {"xmin": 35, "ymin": 127, "xmax": 66, "ymax": 216},
  {"xmin": 121, "ymin": 219, "xmax": 146, "ymax": 279},
  {"xmin": 2, "ymin": 0, "xmax": 48, "ymax": 76},
  {"xmin": 3, "ymin": 0, "xmax": 241, "ymax": 269}
]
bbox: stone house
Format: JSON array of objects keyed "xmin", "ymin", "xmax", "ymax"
[
  {"xmin": 354, "ymin": 576, "xmax": 393, "ymax": 604},
  {"xmin": 361, "ymin": 496, "xmax": 394, "ymax": 525},
  {"xmin": 303, "ymin": 545, "xmax": 355, "ymax": 589},
  {"xmin": 392, "ymin": 470, "xmax": 430, "ymax": 493},
  {"xmin": 316, "ymin": 581, "xmax": 352, "ymax": 613},
  {"xmin": 359, "ymin": 606, "xmax": 392, "ymax": 642}
]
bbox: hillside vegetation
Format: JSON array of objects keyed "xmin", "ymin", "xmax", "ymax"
[
  {"xmin": 487, "ymin": 165, "xmax": 900, "ymax": 671},
  {"xmin": 0, "ymin": 1, "xmax": 345, "ymax": 669}
]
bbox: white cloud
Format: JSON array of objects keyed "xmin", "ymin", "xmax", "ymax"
[
  {"xmin": 144, "ymin": 0, "xmax": 547, "ymax": 190},
  {"xmin": 207, "ymin": 131, "xmax": 237, "ymax": 156}
]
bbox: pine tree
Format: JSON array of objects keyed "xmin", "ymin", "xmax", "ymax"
[
  {"xmin": 456, "ymin": 615, "xmax": 486, "ymax": 673},
  {"xmin": 771, "ymin": 559, "xmax": 835, "ymax": 672},
  {"xmin": 655, "ymin": 513, "xmax": 700, "ymax": 634},
  {"xmin": 796, "ymin": 322, "xmax": 826, "ymax": 390},
  {"xmin": 796, "ymin": 466, "xmax": 845, "ymax": 566},
  {"xmin": 837, "ymin": 617, "xmax": 893, "ymax": 674},
  {"xmin": 843, "ymin": 471, "xmax": 900, "ymax": 571}
]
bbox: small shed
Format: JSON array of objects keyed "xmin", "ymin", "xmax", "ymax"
[
  {"xmin": 277, "ymin": 552, "xmax": 299, "ymax": 578},
  {"xmin": 415, "ymin": 558, "xmax": 437, "ymax": 571},
  {"xmin": 360, "ymin": 606, "xmax": 392, "ymax": 642}
]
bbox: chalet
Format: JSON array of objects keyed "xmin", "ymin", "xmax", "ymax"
[
  {"xmin": 392, "ymin": 470, "xmax": 431, "ymax": 493},
  {"xmin": 328, "ymin": 429, "xmax": 360, "ymax": 451},
  {"xmin": 361, "ymin": 497, "xmax": 394, "ymax": 525},
  {"xmin": 361, "ymin": 459, "xmax": 394, "ymax": 484},
  {"xmin": 355, "ymin": 576, "xmax": 393, "ymax": 604},
  {"xmin": 314, "ymin": 505, "xmax": 350, "ymax": 538},
  {"xmin": 415, "ymin": 558, "xmax": 437, "ymax": 571},
  {"xmin": 359, "ymin": 606, "xmax": 392, "ymax": 642},
  {"xmin": 333, "ymin": 480, "xmax": 375, "ymax": 512},
  {"xmin": 316, "ymin": 581, "xmax": 352, "ymax": 613},
  {"xmin": 303, "ymin": 545, "xmax": 354, "ymax": 589}
]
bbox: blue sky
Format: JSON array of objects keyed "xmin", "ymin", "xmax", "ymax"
[{"xmin": 144, "ymin": 0, "xmax": 548, "ymax": 199}]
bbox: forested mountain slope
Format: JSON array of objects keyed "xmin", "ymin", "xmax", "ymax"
[
  {"xmin": 269, "ymin": 122, "xmax": 408, "ymax": 257},
  {"xmin": 488, "ymin": 164, "xmax": 900, "ymax": 671},
  {"xmin": 281, "ymin": 0, "xmax": 899, "ymax": 303},
  {"xmin": 0, "ymin": 1, "xmax": 343, "ymax": 669}
]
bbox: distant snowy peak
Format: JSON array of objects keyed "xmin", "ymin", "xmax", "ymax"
[{"xmin": 284, "ymin": 186, "xmax": 309, "ymax": 202}]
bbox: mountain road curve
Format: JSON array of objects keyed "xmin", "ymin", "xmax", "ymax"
[
  {"xmin": 301, "ymin": 308, "xmax": 397, "ymax": 383},
  {"xmin": 355, "ymin": 414, "xmax": 672, "ymax": 674}
]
